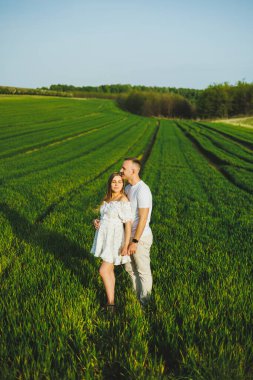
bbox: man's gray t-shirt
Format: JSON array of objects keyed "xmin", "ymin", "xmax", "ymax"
[{"xmin": 125, "ymin": 180, "xmax": 152, "ymax": 238}]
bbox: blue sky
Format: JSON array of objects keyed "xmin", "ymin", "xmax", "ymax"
[{"xmin": 0, "ymin": 0, "xmax": 252, "ymax": 89}]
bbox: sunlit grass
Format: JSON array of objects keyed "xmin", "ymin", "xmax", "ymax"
[{"xmin": 0, "ymin": 97, "xmax": 252, "ymax": 379}]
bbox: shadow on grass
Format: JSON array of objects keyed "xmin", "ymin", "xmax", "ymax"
[
  {"xmin": 0, "ymin": 202, "xmax": 97, "ymax": 289},
  {"xmin": 1, "ymin": 202, "xmax": 164, "ymax": 378}
]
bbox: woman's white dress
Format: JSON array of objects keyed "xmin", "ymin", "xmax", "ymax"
[{"xmin": 91, "ymin": 201, "xmax": 133, "ymax": 265}]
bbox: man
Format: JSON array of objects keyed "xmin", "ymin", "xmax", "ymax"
[{"xmin": 120, "ymin": 157, "xmax": 153, "ymax": 305}]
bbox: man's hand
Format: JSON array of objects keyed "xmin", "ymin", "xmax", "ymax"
[
  {"xmin": 93, "ymin": 219, "xmax": 100, "ymax": 230},
  {"xmin": 121, "ymin": 245, "xmax": 129, "ymax": 256},
  {"xmin": 128, "ymin": 242, "xmax": 137, "ymax": 255}
]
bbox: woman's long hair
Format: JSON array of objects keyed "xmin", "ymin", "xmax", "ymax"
[{"xmin": 103, "ymin": 172, "xmax": 124, "ymax": 203}]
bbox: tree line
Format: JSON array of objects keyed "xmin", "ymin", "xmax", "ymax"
[
  {"xmin": 49, "ymin": 83, "xmax": 202, "ymax": 105},
  {"xmin": 47, "ymin": 82, "xmax": 253, "ymax": 118},
  {"xmin": 117, "ymin": 91, "xmax": 194, "ymax": 118},
  {"xmin": 197, "ymin": 81, "xmax": 253, "ymax": 118},
  {"xmin": 0, "ymin": 86, "xmax": 71, "ymax": 97},
  {"xmin": 1, "ymin": 81, "xmax": 252, "ymax": 119}
]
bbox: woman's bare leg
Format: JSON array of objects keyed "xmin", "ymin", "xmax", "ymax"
[{"xmin": 99, "ymin": 261, "xmax": 115, "ymax": 304}]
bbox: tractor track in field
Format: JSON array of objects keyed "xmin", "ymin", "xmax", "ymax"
[
  {"xmin": 0, "ymin": 125, "xmax": 63, "ymax": 141},
  {"xmin": 176, "ymin": 122, "xmax": 253, "ymax": 195},
  {"xmin": 180, "ymin": 124, "xmax": 253, "ymax": 173},
  {"xmin": 195, "ymin": 121, "xmax": 253, "ymax": 152},
  {"xmin": 183, "ymin": 121, "xmax": 253, "ymax": 166},
  {"xmin": 140, "ymin": 120, "xmax": 160, "ymax": 174},
  {"xmin": 1, "ymin": 120, "xmax": 136, "ymax": 183},
  {"xmin": 0, "ymin": 113, "xmax": 104, "ymax": 140},
  {"xmin": 172, "ymin": 122, "xmax": 218, "ymax": 207},
  {"xmin": 35, "ymin": 121, "xmax": 160, "ymax": 224},
  {"xmin": 0, "ymin": 117, "xmax": 127, "ymax": 160}
]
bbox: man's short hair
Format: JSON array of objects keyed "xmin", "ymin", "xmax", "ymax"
[{"xmin": 124, "ymin": 157, "xmax": 142, "ymax": 169}]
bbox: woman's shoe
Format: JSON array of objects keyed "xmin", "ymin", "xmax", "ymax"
[{"xmin": 103, "ymin": 303, "xmax": 116, "ymax": 315}]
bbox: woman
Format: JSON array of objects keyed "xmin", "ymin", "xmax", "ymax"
[{"xmin": 91, "ymin": 172, "xmax": 132, "ymax": 311}]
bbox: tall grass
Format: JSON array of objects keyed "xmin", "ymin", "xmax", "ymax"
[{"xmin": 0, "ymin": 97, "xmax": 252, "ymax": 379}]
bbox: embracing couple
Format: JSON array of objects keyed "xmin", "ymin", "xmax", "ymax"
[{"xmin": 91, "ymin": 157, "xmax": 153, "ymax": 311}]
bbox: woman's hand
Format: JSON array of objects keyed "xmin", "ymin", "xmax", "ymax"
[
  {"xmin": 93, "ymin": 219, "xmax": 100, "ymax": 230},
  {"xmin": 121, "ymin": 245, "xmax": 129, "ymax": 256}
]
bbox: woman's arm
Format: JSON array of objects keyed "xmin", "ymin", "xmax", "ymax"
[
  {"xmin": 121, "ymin": 221, "xmax": 132, "ymax": 255},
  {"xmin": 93, "ymin": 203, "xmax": 102, "ymax": 229},
  {"xmin": 93, "ymin": 218, "xmax": 100, "ymax": 229},
  {"xmin": 124, "ymin": 221, "xmax": 131, "ymax": 246}
]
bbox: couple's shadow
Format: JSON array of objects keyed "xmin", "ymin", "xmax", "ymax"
[
  {"xmin": 1, "ymin": 203, "xmax": 170, "ymax": 377},
  {"xmin": 1, "ymin": 202, "xmax": 96, "ymax": 287}
]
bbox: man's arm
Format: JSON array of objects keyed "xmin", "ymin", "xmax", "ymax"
[{"xmin": 128, "ymin": 208, "xmax": 149, "ymax": 255}]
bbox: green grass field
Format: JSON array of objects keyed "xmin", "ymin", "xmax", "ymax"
[
  {"xmin": 0, "ymin": 96, "xmax": 253, "ymax": 379},
  {"xmin": 214, "ymin": 116, "xmax": 253, "ymax": 129}
]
